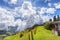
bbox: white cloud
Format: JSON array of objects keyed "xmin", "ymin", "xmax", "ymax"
[
  {"xmin": 0, "ymin": 1, "xmax": 56, "ymax": 32},
  {"xmin": 40, "ymin": 15, "xmax": 52, "ymax": 22},
  {"xmin": 46, "ymin": 8, "xmax": 56, "ymax": 14},
  {"xmin": 38, "ymin": 7, "xmax": 47, "ymax": 14},
  {"xmin": 38, "ymin": 7, "xmax": 56, "ymax": 14},
  {"xmin": 0, "ymin": 7, "xmax": 16, "ymax": 31},
  {"xmin": 38, "ymin": 7, "xmax": 56, "ymax": 22},
  {"xmin": 17, "ymin": 1, "xmax": 36, "ymax": 28},
  {"xmin": 15, "ymin": 19, "xmax": 27, "ymax": 31},
  {"xmin": 3, "ymin": 0, "xmax": 18, "ymax": 5},
  {"xmin": 34, "ymin": 15, "xmax": 41, "ymax": 24},
  {"xmin": 13, "ymin": 1, "xmax": 56, "ymax": 31},
  {"xmin": 10, "ymin": 0, "xmax": 18, "ymax": 4},
  {"xmin": 0, "ymin": 1, "xmax": 36, "ymax": 31},
  {"xmin": 0, "ymin": 7, "xmax": 14, "ymax": 23},
  {"xmin": 48, "ymin": 3, "xmax": 52, "ymax": 7},
  {"xmin": 54, "ymin": 3, "xmax": 60, "ymax": 9},
  {"xmin": 14, "ymin": 1, "xmax": 36, "ymax": 18}
]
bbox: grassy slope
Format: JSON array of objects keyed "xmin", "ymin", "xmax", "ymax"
[{"xmin": 4, "ymin": 26, "xmax": 60, "ymax": 40}]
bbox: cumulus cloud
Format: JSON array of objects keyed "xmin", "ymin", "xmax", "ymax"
[
  {"xmin": 46, "ymin": 8, "xmax": 56, "ymax": 14},
  {"xmin": 38, "ymin": 7, "xmax": 47, "ymax": 14},
  {"xmin": 3, "ymin": 0, "xmax": 18, "ymax": 5},
  {"xmin": 10, "ymin": 0, "xmax": 18, "ymax": 4},
  {"xmin": 48, "ymin": 3, "xmax": 52, "ymax": 7},
  {"xmin": 0, "ymin": 1, "xmax": 56, "ymax": 32},
  {"xmin": 38, "ymin": 7, "xmax": 56, "ymax": 14},
  {"xmin": 0, "ymin": 7, "xmax": 14, "ymax": 23},
  {"xmin": 15, "ymin": 19, "xmax": 27, "ymax": 31},
  {"xmin": 15, "ymin": 1, "xmax": 36, "ymax": 17},
  {"xmin": 54, "ymin": 3, "xmax": 60, "ymax": 9},
  {"xmin": 40, "ymin": 15, "xmax": 52, "ymax": 22},
  {"xmin": 14, "ymin": 1, "xmax": 37, "ymax": 30},
  {"xmin": 0, "ymin": 7, "xmax": 15, "ymax": 31},
  {"xmin": 38, "ymin": 7, "xmax": 56, "ymax": 23},
  {"xmin": 0, "ymin": 1, "xmax": 37, "ymax": 31}
]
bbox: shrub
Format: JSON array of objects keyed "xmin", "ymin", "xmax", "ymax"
[{"xmin": 44, "ymin": 22, "xmax": 51, "ymax": 30}]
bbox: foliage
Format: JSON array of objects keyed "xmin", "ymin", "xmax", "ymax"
[{"xmin": 44, "ymin": 22, "xmax": 51, "ymax": 30}]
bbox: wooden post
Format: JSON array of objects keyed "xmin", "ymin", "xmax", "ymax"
[
  {"xmin": 28, "ymin": 34, "xmax": 30, "ymax": 40},
  {"xmin": 31, "ymin": 31, "xmax": 34, "ymax": 40}
]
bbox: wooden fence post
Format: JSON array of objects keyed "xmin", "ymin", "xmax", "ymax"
[{"xmin": 31, "ymin": 31, "xmax": 34, "ymax": 40}]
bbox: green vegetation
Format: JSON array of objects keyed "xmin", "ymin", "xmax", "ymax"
[
  {"xmin": 3, "ymin": 26, "xmax": 60, "ymax": 40},
  {"xmin": 0, "ymin": 35, "xmax": 6, "ymax": 40},
  {"xmin": 44, "ymin": 22, "xmax": 51, "ymax": 30}
]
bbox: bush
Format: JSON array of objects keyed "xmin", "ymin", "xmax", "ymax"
[{"xmin": 44, "ymin": 22, "xmax": 51, "ymax": 30}]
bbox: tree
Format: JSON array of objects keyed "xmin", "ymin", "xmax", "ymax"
[
  {"xmin": 44, "ymin": 22, "xmax": 51, "ymax": 30},
  {"xmin": 53, "ymin": 16, "xmax": 57, "ymax": 21}
]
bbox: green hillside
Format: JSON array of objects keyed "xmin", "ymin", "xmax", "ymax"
[{"xmin": 4, "ymin": 26, "xmax": 60, "ymax": 40}]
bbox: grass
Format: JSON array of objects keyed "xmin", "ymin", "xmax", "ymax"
[
  {"xmin": 34, "ymin": 26, "xmax": 60, "ymax": 40},
  {"xmin": 0, "ymin": 35, "xmax": 5, "ymax": 40},
  {"xmin": 4, "ymin": 26, "xmax": 60, "ymax": 40}
]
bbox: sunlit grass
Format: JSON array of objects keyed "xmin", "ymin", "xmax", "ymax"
[{"xmin": 4, "ymin": 26, "xmax": 60, "ymax": 40}]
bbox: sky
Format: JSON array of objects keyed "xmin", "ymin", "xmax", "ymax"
[{"xmin": 0, "ymin": 0, "xmax": 60, "ymax": 31}]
